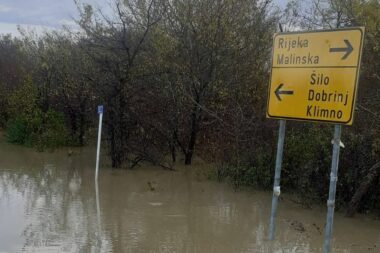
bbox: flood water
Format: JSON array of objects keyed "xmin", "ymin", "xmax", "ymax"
[{"xmin": 0, "ymin": 141, "xmax": 379, "ymax": 253}]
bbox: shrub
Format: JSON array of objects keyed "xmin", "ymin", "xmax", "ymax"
[
  {"xmin": 5, "ymin": 109, "xmax": 69, "ymax": 151},
  {"xmin": 215, "ymin": 161, "xmax": 272, "ymax": 190},
  {"xmin": 5, "ymin": 78, "xmax": 69, "ymax": 151},
  {"xmin": 34, "ymin": 110, "xmax": 69, "ymax": 151},
  {"xmin": 6, "ymin": 117, "xmax": 29, "ymax": 145}
]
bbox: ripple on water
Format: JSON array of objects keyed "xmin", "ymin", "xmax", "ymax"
[{"xmin": 0, "ymin": 146, "xmax": 379, "ymax": 253}]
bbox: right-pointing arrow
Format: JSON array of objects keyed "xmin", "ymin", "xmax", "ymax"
[
  {"xmin": 329, "ymin": 39, "xmax": 353, "ymax": 60},
  {"xmin": 275, "ymin": 83, "xmax": 294, "ymax": 101}
]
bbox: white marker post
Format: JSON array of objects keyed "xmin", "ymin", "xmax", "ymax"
[
  {"xmin": 94, "ymin": 105, "xmax": 103, "ymax": 251},
  {"xmin": 95, "ymin": 105, "xmax": 103, "ymax": 181}
]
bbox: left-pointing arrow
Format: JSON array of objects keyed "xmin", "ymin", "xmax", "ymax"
[{"xmin": 275, "ymin": 83, "xmax": 294, "ymax": 101}]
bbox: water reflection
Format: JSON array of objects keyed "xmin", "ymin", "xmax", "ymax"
[
  {"xmin": 0, "ymin": 143, "xmax": 379, "ymax": 252},
  {"xmin": 0, "ymin": 145, "xmax": 112, "ymax": 253},
  {"xmin": 95, "ymin": 177, "xmax": 103, "ymax": 252}
]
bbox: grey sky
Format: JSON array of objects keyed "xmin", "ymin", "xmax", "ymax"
[
  {"xmin": 0, "ymin": 0, "xmax": 288, "ymax": 36},
  {"xmin": 0, "ymin": 0, "xmax": 109, "ymax": 35}
]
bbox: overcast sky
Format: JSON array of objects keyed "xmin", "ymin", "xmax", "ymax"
[{"xmin": 0, "ymin": 0, "xmax": 287, "ymax": 36}]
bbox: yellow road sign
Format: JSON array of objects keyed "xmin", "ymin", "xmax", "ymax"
[{"xmin": 267, "ymin": 27, "xmax": 364, "ymax": 125}]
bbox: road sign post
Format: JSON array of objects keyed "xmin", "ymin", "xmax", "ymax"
[
  {"xmin": 323, "ymin": 124, "xmax": 342, "ymax": 253},
  {"xmin": 94, "ymin": 105, "xmax": 103, "ymax": 251},
  {"xmin": 95, "ymin": 105, "xmax": 103, "ymax": 182},
  {"xmin": 268, "ymin": 119, "xmax": 286, "ymax": 240},
  {"xmin": 266, "ymin": 27, "xmax": 364, "ymax": 248},
  {"xmin": 268, "ymin": 24, "xmax": 287, "ymax": 241}
]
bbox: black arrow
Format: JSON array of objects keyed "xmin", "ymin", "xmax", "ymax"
[
  {"xmin": 329, "ymin": 39, "xmax": 353, "ymax": 60},
  {"xmin": 275, "ymin": 83, "xmax": 294, "ymax": 101}
]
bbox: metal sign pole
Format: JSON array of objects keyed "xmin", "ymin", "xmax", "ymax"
[
  {"xmin": 95, "ymin": 105, "xmax": 104, "ymax": 251},
  {"xmin": 323, "ymin": 124, "xmax": 342, "ymax": 253},
  {"xmin": 95, "ymin": 105, "xmax": 103, "ymax": 182},
  {"xmin": 268, "ymin": 119, "xmax": 286, "ymax": 240},
  {"xmin": 95, "ymin": 176, "xmax": 102, "ymax": 250}
]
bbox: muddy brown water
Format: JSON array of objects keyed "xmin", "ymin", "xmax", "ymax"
[{"xmin": 0, "ymin": 141, "xmax": 379, "ymax": 253}]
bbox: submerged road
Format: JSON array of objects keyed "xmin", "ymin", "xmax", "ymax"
[{"xmin": 0, "ymin": 141, "xmax": 379, "ymax": 252}]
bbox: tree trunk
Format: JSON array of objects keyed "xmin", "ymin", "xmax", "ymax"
[
  {"xmin": 78, "ymin": 113, "xmax": 85, "ymax": 146},
  {"xmin": 184, "ymin": 151, "xmax": 193, "ymax": 165},
  {"xmin": 107, "ymin": 82, "xmax": 128, "ymax": 169},
  {"xmin": 108, "ymin": 110, "xmax": 122, "ymax": 168},
  {"xmin": 78, "ymin": 99, "xmax": 87, "ymax": 146},
  {"xmin": 346, "ymin": 161, "xmax": 380, "ymax": 217},
  {"xmin": 185, "ymin": 104, "xmax": 200, "ymax": 165},
  {"xmin": 170, "ymin": 141, "xmax": 176, "ymax": 163},
  {"xmin": 69, "ymin": 111, "xmax": 77, "ymax": 142}
]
